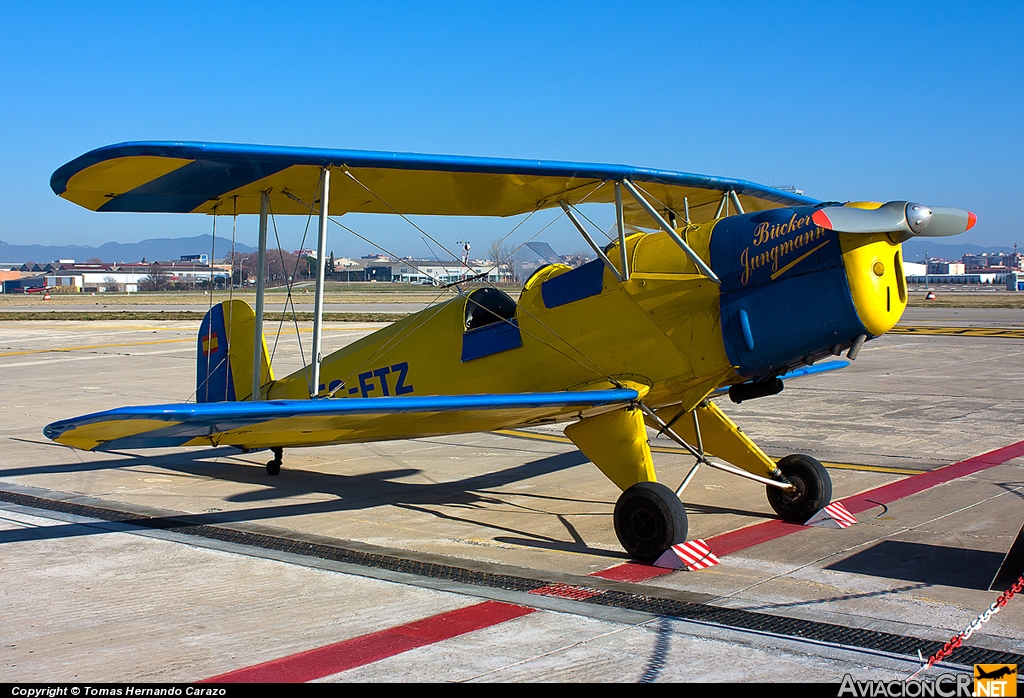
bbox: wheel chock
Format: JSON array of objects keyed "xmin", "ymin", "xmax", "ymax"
[
  {"xmin": 653, "ymin": 539, "xmax": 721, "ymax": 570},
  {"xmin": 803, "ymin": 501, "xmax": 857, "ymax": 528}
]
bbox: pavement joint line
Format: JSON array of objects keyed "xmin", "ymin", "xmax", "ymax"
[
  {"xmin": 1, "ymin": 485, "xmax": 1021, "ymax": 670},
  {"xmin": 201, "ymin": 600, "xmax": 537, "ymax": 682}
]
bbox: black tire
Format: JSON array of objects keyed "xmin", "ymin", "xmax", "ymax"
[
  {"xmin": 613, "ymin": 481, "xmax": 688, "ymax": 561},
  {"xmin": 767, "ymin": 454, "xmax": 831, "ymax": 522}
]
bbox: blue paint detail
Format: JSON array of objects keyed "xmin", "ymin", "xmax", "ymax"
[
  {"xmin": 541, "ymin": 259, "xmax": 606, "ymax": 309},
  {"xmin": 391, "ymin": 362, "xmax": 413, "ymax": 395},
  {"xmin": 719, "ymin": 266, "xmax": 866, "ymax": 377},
  {"xmin": 780, "ymin": 360, "xmax": 851, "ymax": 380},
  {"xmin": 710, "ymin": 360, "xmax": 850, "ymax": 397},
  {"xmin": 42, "ymin": 389, "xmax": 641, "ymax": 449},
  {"xmin": 461, "ymin": 319, "xmax": 523, "ymax": 362},
  {"xmin": 739, "ymin": 309, "xmax": 755, "ymax": 351},
  {"xmin": 709, "ymin": 206, "xmax": 842, "ymax": 293},
  {"xmin": 372, "ymin": 366, "xmax": 392, "ymax": 395},
  {"xmin": 96, "ymin": 158, "xmax": 292, "ymax": 213},
  {"xmin": 709, "ymin": 205, "xmax": 867, "ymax": 377},
  {"xmin": 348, "ymin": 387, "xmax": 359, "ymax": 395},
  {"xmin": 51, "ymin": 141, "xmax": 820, "ymax": 211},
  {"xmin": 358, "ymin": 371, "xmax": 375, "ymax": 398},
  {"xmin": 196, "ymin": 304, "xmax": 234, "ymax": 403}
]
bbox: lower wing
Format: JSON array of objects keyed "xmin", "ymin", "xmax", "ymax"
[{"xmin": 44, "ymin": 389, "xmax": 639, "ymax": 452}]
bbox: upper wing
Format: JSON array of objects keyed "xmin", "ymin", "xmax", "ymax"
[
  {"xmin": 51, "ymin": 142, "xmax": 818, "ymax": 227},
  {"xmin": 44, "ymin": 389, "xmax": 639, "ymax": 452}
]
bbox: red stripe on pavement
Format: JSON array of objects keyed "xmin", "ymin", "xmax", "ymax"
[
  {"xmin": 593, "ymin": 439, "xmax": 1024, "ymax": 581},
  {"xmin": 707, "ymin": 439, "xmax": 1024, "ymax": 557},
  {"xmin": 839, "ymin": 439, "xmax": 1024, "ymax": 515},
  {"xmin": 592, "ymin": 562, "xmax": 674, "ymax": 581},
  {"xmin": 203, "ymin": 600, "xmax": 535, "ymax": 683}
]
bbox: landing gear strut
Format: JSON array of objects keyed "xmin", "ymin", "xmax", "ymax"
[
  {"xmin": 767, "ymin": 454, "xmax": 831, "ymax": 521},
  {"xmin": 266, "ymin": 447, "xmax": 283, "ymax": 476},
  {"xmin": 613, "ymin": 481, "xmax": 688, "ymax": 562}
]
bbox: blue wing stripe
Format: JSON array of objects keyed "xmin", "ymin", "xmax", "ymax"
[
  {"xmin": 51, "ymin": 141, "xmax": 820, "ymax": 210},
  {"xmin": 710, "ymin": 360, "xmax": 851, "ymax": 397},
  {"xmin": 44, "ymin": 389, "xmax": 640, "ymax": 441}
]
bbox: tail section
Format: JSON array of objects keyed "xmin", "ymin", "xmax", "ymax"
[{"xmin": 197, "ymin": 300, "xmax": 274, "ymax": 402}]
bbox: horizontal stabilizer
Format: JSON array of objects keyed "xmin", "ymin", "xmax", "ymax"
[{"xmin": 44, "ymin": 389, "xmax": 639, "ymax": 452}]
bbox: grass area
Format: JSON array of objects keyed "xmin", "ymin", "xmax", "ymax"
[
  {"xmin": 3, "ymin": 284, "xmax": 1022, "ymax": 313},
  {"xmin": 906, "ymin": 290, "xmax": 1024, "ymax": 308},
  {"xmin": 0, "ymin": 282, "xmax": 521, "ymax": 307}
]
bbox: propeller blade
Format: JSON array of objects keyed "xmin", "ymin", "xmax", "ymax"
[
  {"xmin": 811, "ymin": 202, "xmax": 976, "ymax": 240},
  {"xmin": 927, "ymin": 207, "xmax": 977, "ymax": 237}
]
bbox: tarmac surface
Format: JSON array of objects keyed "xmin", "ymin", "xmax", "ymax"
[{"xmin": 1, "ymin": 308, "xmax": 1023, "ymax": 683}]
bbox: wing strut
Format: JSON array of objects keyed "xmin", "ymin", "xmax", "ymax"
[
  {"xmin": 559, "ymin": 201, "xmax": 623, "ymax": 282},
  {"xmin": 729, "ymin": 190, "xmax": 745, "ymax": 215},
  {"xmin": 253, "ymin": 190, "xmax": 270, "ymax": 401},
  {"xmin": 310, "ymin": 167, "xmax": 330, "ymax": 397},
  {"xmin": 614, "ymin": 182, "xmax": 630, "ymax": 281},
  {"xmin": 620, "ymin": 179, "xmax": 721, "ymax": 284}
]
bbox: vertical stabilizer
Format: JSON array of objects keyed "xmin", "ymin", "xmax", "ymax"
[{"xmin": 197, "ymin": 300, "xmax": 274, "ymax": 402}]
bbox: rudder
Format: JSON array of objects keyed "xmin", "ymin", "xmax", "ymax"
[{"xmin": 197, "ymin": 300, "xmax": 274, "ymax": 402}]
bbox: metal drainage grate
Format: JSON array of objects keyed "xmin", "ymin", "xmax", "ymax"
[{"xmin": 3, "ymin": 488, "xmax": 1021, "ymax": 668}]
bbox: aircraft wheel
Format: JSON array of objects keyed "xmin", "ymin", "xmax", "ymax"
[
  {"xmin": 614, "ymin": 482, "xmax": 688, "ymax": 562},
  {"xmin": 767, "ymin": 454, "xmax": 831, "ymax": 522},
  {"xmin": 266, "ymin": 447, "xmax": 283, "ymax": 476}
]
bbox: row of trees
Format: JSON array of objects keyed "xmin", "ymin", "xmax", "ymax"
[
  {"xmin": 135, "ymin": 251, "xmax": 319, "ymax": 291},
  {"xmin": 228, "ymin": 250, "xmax": 319, "ymax": 286}
]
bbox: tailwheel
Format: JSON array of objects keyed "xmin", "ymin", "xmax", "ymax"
[
  {"xmin": 613, "ymin": 482, "xmax": 688, "ymax": 562},
  {"xmin": 266, "ymin": 447, "xmax": 283, "ymax": 476},
  {"xmin": 767, "ymin": 454, "xmax": 832, "ymax": 522}
]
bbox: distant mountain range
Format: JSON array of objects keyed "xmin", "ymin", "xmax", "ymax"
[
  {"xmin": 0, "ymin": 234, "xmax": 1012, "ymax": 267},
  {"xmin": 901, "ymin": 240, "xmax": 1016, "ymax": 262},
  {"xmin": 0, "ymin": 235, "xmax": 256, "ymax": 265}
]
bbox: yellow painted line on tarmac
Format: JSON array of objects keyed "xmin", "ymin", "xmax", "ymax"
[
  {"xmin": 493, "ymin": 428, "xmax": 921, "ymax": 475},
  {"xmin": 892, "ymin": 325, "xmax": 1024, "ymax": 338},
  {"xmin": 0, "ymin": 338, "xmax": 192, "ymax": 357}
]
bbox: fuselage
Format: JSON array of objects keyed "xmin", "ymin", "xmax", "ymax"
[{"xmin": 266, "ymin": 205, "xmax": 908, "ymax": 420}]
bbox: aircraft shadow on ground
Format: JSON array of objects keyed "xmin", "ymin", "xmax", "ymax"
[
  {"xmin": 825, "ymin": 540, "xmax": 1004, "ymax": 591},
  {"xmin": 736, "ymin": 582, "xmax": 930, "ymax": 613},
  {"xmin": 0, "ymin": 447, "xmax": 632, "ymax": 556},
  {"xmin": 3, "ymin": 444, "xmax": 781, "ymax": 556}
]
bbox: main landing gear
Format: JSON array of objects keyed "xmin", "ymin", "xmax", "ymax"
[
  {"xmin": 614, "ymin": 482, "xmax": 688, "ymax": 561},
  {"xmin": 266, "ymin": 447, "xmax": 283, "ymax": 476},
  {"xmin": 766, "ymin": 454, "xmax": 832, "ymax": 522}
]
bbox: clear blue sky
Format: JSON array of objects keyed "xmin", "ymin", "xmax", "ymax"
[{"xmin": 2, "ymin": 1, "xmax": 1021, "ymax": 256}]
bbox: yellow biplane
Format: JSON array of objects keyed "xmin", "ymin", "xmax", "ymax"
[{"xmin": 43, "ymin": 142, "xmax": 975, "ymax": 560}]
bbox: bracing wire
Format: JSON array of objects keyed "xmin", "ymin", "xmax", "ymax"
[
  {"xmin": 265, "ymin": 180, "xmax": 318, "ymax": 373},
  {"xmin": 342, "ymin": 168, "xmax": 462, "ymax": 264},
  {"xmin": 202, "ymin": 206, "xmax": 218, "ymax": 402},
  {"xmin": 226, "ymin": 197, "xmax": 237, "ymax": 403},
  {"xmin": 280, "ymin": 175, "xmax": 621, "ymax": 394}
]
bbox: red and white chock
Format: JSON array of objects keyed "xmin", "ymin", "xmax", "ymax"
[
  {"xmin": 654, "ymin": 539, "xmax": 721, "ymax": 570},
  {"xmin": 804, "ymin": 501, "xmax": 857, "ymax": 528}
]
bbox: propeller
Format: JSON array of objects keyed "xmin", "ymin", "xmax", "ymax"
[{"xmin": 811, "ymin": 201, "xmax": 976, "ymax": 241}]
